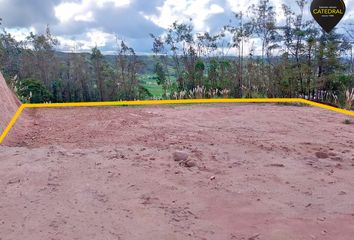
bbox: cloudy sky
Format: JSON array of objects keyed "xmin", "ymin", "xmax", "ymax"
[{"xmin": 0, "ymin": 0, "xmax": 353, "ymax": 54}]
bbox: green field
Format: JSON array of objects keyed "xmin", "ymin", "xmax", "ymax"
[
  {"xmin": 139, "ymin": 73, "xmax": 177, "ymax": 98},
  {"xmin": 139, "ymin": 74, "xmax": 164, "ymax": 98}
]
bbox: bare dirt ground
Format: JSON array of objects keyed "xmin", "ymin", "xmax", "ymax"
[{"xmin": 1, "ymin": 104, "xmax": 354, "ymax": 240}]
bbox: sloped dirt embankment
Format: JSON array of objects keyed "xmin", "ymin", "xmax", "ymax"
[{"xmin": 0, "ymin": 72, "xmax": 20, "ymax": 133}]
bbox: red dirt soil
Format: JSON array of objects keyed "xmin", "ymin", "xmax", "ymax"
[
  {"xmin": 0, "ymin": 72, "xmax": 20, "ymax": 133},
  {"xmin": 1, "ymin": 104, "xmax": 354, "ymax": 240}
]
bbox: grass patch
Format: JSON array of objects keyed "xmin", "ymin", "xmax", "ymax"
[
  {"xmin": 143, "ymin": 84, "xmax": 163, "ymax": 97},
  {"xmin": 139, "ymin": 74, "xmax": 164, "ymax": 98}
]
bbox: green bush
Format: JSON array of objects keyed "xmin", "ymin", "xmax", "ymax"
[{"xmin": 17, "ymin": 78, "xmax": 52, "ymax": 103}]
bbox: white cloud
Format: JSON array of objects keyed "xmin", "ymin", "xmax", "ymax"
[
  {"xmin": 146, "ymin": 0, "xmax": 224, "ymax": 31},
  {"xmin": 87, "ymin": 29, "xmax": 115, "ymax": 47},
  {"xmin": 96, "ymin": 0, "xmax": 130, "ymax": 8},
  {"xmin": 3, "ymin": 0, "xmax": 354, "ymax": 54},
  {"xmin": 57, "ymin": 29, "xmax": 116, "ymax": 52},
  {"xmin": 5, "ymin": 27, "xmax": 36, "ymax": 41},
  {"xmin": 74, "ymin": 11, "xmax": 94, "ymax": 22},
  {"xmin": 54, "ymin": 1, "xmax": 89, "ymax": 23},
  {"xmin": 54, "ymin": 0, "xmax": 131, "ymax": 23},
  {"xmin": 226, "ymin": 0, "xmax": 288, "ymax": 22}
]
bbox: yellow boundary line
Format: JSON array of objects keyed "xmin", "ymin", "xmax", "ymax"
[
  {"xmin": 0, "ymin": 104, "xmax": 25, "ymax": 143},
  {"xmin": 0, "ymin": 98, "xmax": 353, "ymax": 144}
]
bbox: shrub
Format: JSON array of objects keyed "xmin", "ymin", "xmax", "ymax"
[{"xmin": 17, "ymin": 78, "xmax": 52, "ymax": 103}]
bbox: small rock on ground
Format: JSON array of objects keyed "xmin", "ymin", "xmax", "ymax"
[{"xmin": 173, "ymin": 151, "xmax": 189, "ymax": 162}]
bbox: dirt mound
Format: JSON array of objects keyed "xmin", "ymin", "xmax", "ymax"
[{"xmin": 0, "ymin": 72, "xmax": 20, "ymax": 133}]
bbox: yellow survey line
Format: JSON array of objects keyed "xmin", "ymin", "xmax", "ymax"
[
  {"xmin": 300, "ymin": 99, "xmax": 354, "ymax": 117},
  {"xmin": 22, "ymin": 98, "xmax": 304, "ymax": 108},
  {"xmin": 0, "ymin": 98, "xmax": 353, "ymax": 144},
  {"xmin": 0, "ymin": 104, "xmax": 25, "ymax": 143}
]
